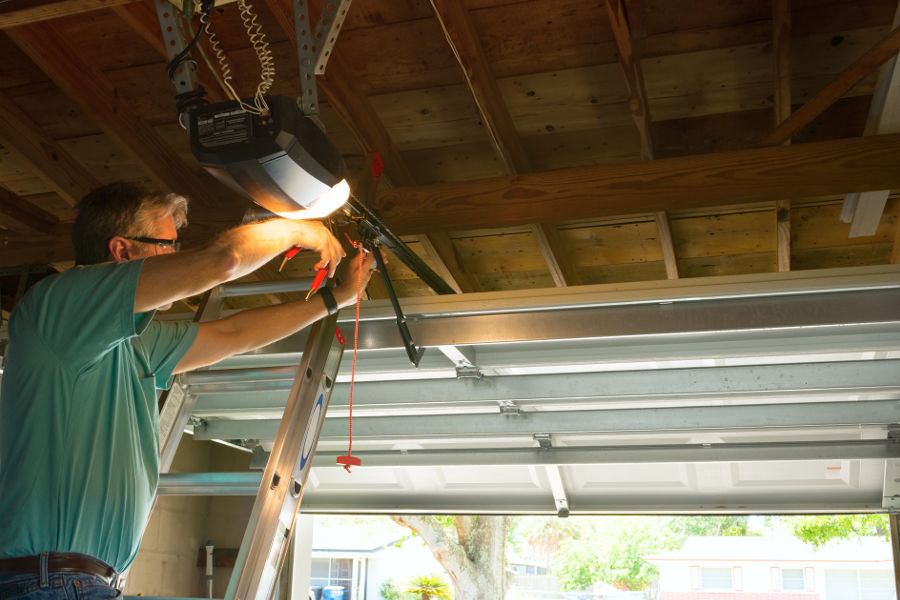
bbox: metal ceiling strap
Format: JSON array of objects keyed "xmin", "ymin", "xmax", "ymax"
[
  {"xmin": 155, "ymin": 0, "xmax": 198, "ymax": 93},
  {"xmin": 225, "ymin": 313, "xmax": 344, "ymax": 600},
  {"xmin": 312, "ymin": 0, "xmax": 352, "ymax": 75}
]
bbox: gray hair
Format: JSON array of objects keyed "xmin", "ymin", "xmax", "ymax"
[{"xmin": 73, "ymin": 181, "xmax": 189, "ymax": 265}]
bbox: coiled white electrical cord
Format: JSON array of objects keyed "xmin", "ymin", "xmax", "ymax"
[{"xmin": 200, "ymin": 0, "xmax": 274, "ymax": 115}]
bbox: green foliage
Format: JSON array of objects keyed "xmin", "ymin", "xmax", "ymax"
[
  {"xmin": 433, "ymin": 516, "xmax": 457, "ymax": 529},
  {"xmin": 782, "ymin": 514, "xmax": 889, "ymax": 548},
  {"xmin": 380, "ymin": 578, "xmax": 405, "ymax": 600},
  {"xmin": 669, "ymin": 516, "xmax": 753, "ymax": 537},
  {"xmin": 546, "ymin": 516, "xmax": 756, "ymax": 592},
  {"xmin": 405, "ymin": 574, "xmax": 453, "ymax": 600}
]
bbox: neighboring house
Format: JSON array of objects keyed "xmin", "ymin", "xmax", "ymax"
[
  {"xmin": 645, "ymin": 536, "xmax": 895, "ymax": 600},
  {"xmin": 309, "ymin": 521, "xmax": 447, "ymax": 600}
]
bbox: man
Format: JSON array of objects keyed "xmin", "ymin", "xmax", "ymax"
[{"xmin": 0, "ymin": 181, "xmax": 377, "ymax": 600}]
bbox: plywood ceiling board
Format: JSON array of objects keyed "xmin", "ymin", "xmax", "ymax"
[
  {"xmin": 369, "ymin": 85, "xmax": 487, "ymax": 151},
  {"xmin": 469, "ymin": 0, "xmax": 614, "ymax": 79},
  {"xmin": 522, "ymin": 125, "xmax": 643, "ymax": 172},
  {"xmin": 794, "ymin": 243, "xmax": 893, "ymax": 270},
  {"xmin": 333, "ymin": 18, "xmax": 465, "ymax": 95},
  {"xmin": 1, "ymin": 82, "xmax": 102, "ymax": 140},
  {"xmin": 672, "ymin": 212, "xmax": 775, "ymax": 260},
  {"xmin": 50, "ymin": 7, "xmax": 161, "ymax": 70},
  {"xmin": 678, "ymin": 252, "xmax": 776, "ymax": 278},
  {"xmin": 498, "ymin": 65, "xmax": 633, "ymax": 134},
  {"xmin": 402, "ymin": 141, "xmax": 504, "ymax": 185},
  {"xmin": 564, "ymin": 220, "xmax": 662, "ymax": 267}
]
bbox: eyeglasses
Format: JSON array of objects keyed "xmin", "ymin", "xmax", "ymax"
[{"xmin": 123, "ymin": 236, "xmax": 181, "ymax": 251}]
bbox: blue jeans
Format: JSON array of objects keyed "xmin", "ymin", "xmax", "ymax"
[{"xmin": 0, "ymin": 571, "xmax": 120, "ymax": 600}]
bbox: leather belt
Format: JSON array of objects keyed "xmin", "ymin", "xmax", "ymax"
[{"xmin": 0, "ymin": 553, "xmax": 122, "ymax": 589}]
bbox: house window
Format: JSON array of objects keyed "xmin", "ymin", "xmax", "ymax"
[
  {"xmin": 310, "ymin": 558, "xmax": 354, "ymax": 600},
  {"xmin": 700, "ymin": 567, "xmax": 733, "ymax": 591},
  {"xmin": 783, "ymin": 568, "xmax": 805, "ymax": 591}
]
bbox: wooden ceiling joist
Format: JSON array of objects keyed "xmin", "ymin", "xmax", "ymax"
[
  {"xmin": 762, "ymin": 24, "xmax": 900, "ymax": 146},
  {"xmin": 417, "ymin": 232, "xmax": 478, "ymax": 294},
  {"xmin": 428, "ymin": 0, "xmax": 574, "ymax": 287},
  {"xmin": 0, "ymin": 89, "xmax": 100, "ymax": 206},
  {"xmin": 606, "ymin": 0, "xmax": 678, "ymax": 279},
  {"xmin": 376, "ymin": 133, "xmax": 900, "ymax": 235},
  {"xmin": 0, "ymin": 0, "xmax": 138, "ymax": 28},
  {"xmin": 6, "ymin": 21, "xmax": 241, "ymax": 229},
  {"xmin": 0, "ymin": 186, "xmax": 61, "ymax": 236},
  {"xmin": 773, "ymin": 0, "xmax": 792, "ymax": 273},
  {"xmin": 606, "ymin": 0, "xmax": 654, "ymax": 161}
]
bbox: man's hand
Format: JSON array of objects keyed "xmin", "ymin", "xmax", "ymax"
[
  {"xmin": 290, "ymin": 221, "xmax": 345, "ymax": 277},
  {"xmin": 333, "ymin": 248, "xmax": 381, "ymax": 308}
]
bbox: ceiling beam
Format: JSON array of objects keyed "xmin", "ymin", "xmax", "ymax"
[
  {"xmin": 773, "ymin": 0, "xmax": 792, "ymax": 273},
  {"xmin": 375, "ymin": 133, "xmax": 900, "ymax": 235},
  {"xmin": 0, "ymin": 0, "xmax": 138, "ymax": 28},
  {"xmin": 428, "ymin": 0, "xmax": 573, "ymax": 286},
  {"xmin": 761, "ymin": 25, "xmax": 900, "ymax": 146},
  {"xmin": 6, "ymin": 21, "xmax": 245, "ymax": 237},
  {"xmin": 0, "ymin": 89, "xmax": 99, "ymax": 206},
  {"xmin": 0, "ymin": 186, "xmax": 62, "ymax": 236}
]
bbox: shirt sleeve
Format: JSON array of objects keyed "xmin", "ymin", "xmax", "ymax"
[
  {"xmin": 16, "ymin": 260, "xmax": 147, "ymax": 372},
  {"xmin": 139, "ymin": 320, "xmax": 199, "ymax": 389}
]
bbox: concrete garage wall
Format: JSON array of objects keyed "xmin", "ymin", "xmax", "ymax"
[{"xmin": 124, "ymin": 438, "xmax": 253, "ymax": 598}]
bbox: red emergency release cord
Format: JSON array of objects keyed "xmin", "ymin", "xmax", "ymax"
[{"xmin": 336, "ymin": 238, "xmax": 365, "ymax": 473}]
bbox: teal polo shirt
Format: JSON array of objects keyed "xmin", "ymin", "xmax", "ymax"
[{"xmin": 0, "ymin": 259, "xmax": 198, "ymax": 572}]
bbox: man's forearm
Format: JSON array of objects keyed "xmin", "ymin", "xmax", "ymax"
[
  {"xmin": 174, "ymin": 292, "xmax": 332, "ymax": 373},
  {"xmin": 135, "ymin": 219, "xmax": 343, "ymax": 314}
]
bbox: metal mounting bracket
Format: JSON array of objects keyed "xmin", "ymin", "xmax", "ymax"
[{"xmin": 295, "ymin": 0, "xmax": 353, "ymax": 117}]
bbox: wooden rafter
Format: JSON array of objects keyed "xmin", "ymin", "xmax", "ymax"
[
  {"xmin": 0, "ymin": 186, "xmax": 61, "ymax": 236},
  {"xmin": 606, "ymin": 0, "xmax": 654, "ymax": 161},
  {"xmin": 0, "ymin": 89, "xmax": 100, "ymax": 206},
  {"xmin": 773, "ymin": 0, "xmax": 792, "ymax": 273},
  {"xmin": 418, "ymin": 232, "xmax": 478, "ymax": 294},
  {"xmin": 428, "ymin": 0, "xmax": 573, "ymax": 287},
  {"xmin": 762, "ymin": 25, "xmax": 900, "ymax": 146},
  {"xmin": 376, "ymin": 133, "xmax": 900, "ymax": 236},
  {"xmin": 0, "ymin": 0, "xmax": 138, "ymax": 28},
  {"xmin": 6, "ymin": 21, "xmax": 244, "ymax": 238},
  {"xmin": 606, "ymin": 0, "xmax": 678, "ymax": 279}
]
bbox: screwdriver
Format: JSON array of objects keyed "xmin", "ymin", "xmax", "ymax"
[
  {"xmin": 305, "ymin": 268, "xmax": 328, "ymax": 301},
  {"xmin": 278, "ymin": 246, "xmax": 300, "ymax": 272}
]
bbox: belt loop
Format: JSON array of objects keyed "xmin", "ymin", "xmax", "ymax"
[{"xmin": 39, "ymin": 553, "xmax": 49, "ymax": 587}]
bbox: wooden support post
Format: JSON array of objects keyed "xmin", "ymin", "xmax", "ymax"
[{"xmin": 773, "ymin": 0, "xmax": 792, "ymax": 272}]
